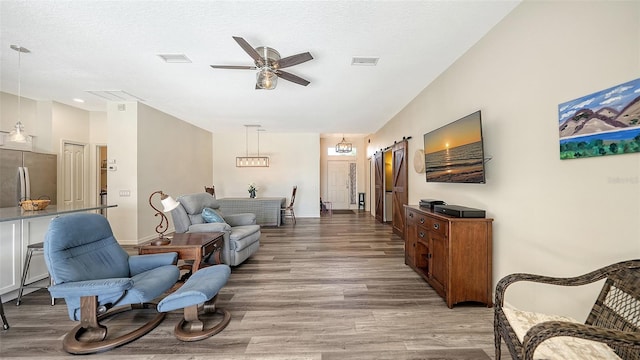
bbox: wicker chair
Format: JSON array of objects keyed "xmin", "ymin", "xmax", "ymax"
[{"xmin": 494, "ymin": 259, "xmax": 640, "ymax": 360}]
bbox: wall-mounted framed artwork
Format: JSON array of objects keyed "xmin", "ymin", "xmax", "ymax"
[{"xmin": 559, "ymin": 78, "xmax": 640, "ymax": 159}]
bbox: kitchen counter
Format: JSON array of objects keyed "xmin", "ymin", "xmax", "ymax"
[{"xmin": 0, "ymin": 204, "xmax": 117, "ymax": 222}]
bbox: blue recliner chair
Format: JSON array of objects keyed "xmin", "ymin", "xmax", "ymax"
[{"xmin": 44, "ymin": 213, "xmax": 180, "ymax": 354}]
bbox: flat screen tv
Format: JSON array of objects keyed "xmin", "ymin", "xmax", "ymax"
[{"xmin": 424, "ymin": 110, "xmax": 486, "ymax": 183}]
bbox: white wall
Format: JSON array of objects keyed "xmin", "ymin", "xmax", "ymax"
[
  {"xmin": 51, "ymin": 102, "xmax": 91, "ymax": 147},
  {"xmin": 52, "ymin": 101, "xmax": 92, "ymax": 209},
  {"xmin": 107, "ymin": 102, "xmax": 139, "ymax": 243},
  {"xmin": 0, "ymin": 92, "xmax": 45, "ymax": 151},
  {"xmin": 212, "ymin": 132, "xmax": 320, "ymax": 218},
  {"xmin": 89, "ymin": 111, "xmax": 107, "ymax": 207},
  {"xmin": 370, "ymin": 0, "xmax": 640, "ymax": 320},
  {"xmin": 1, "ymin": 93, "xmax": 109, "ymax": 212},
  {"xmin": 105, "ymin": 102, "xmax": 214, "ymax": 244},
  {"xmin": 137, "ymin": 102, "xmax": 212, "ymax": 241}
]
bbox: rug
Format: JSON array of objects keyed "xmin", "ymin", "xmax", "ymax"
[{"xmin": 331, "ymin": 209, "xmax": 355, "ymax": 214}]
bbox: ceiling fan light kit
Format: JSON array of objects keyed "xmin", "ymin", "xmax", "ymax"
[
  {"xmin": 211, "ymin": 36, "xmax": 313, "ymax": 90},
  {"xmin": 256, "ymin": 68, "xmax": 278, "ymax": 90}
]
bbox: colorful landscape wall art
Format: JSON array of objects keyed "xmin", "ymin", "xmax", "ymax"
[{"xmin": 559, "ymin": 78, "xmax": 640, "ymax": 159}]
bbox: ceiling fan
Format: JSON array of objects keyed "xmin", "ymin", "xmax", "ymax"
[{"xmin": 210, "ymin": 36, "xmax": 313, "ymax": 90}]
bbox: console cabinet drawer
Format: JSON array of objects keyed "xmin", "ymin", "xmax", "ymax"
[{"xmin": 424, "ymin": 217, "xmax": 448, "ymax": 238}]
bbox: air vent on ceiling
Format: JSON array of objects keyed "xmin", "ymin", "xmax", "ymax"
[
  {"xmin": 351, "ymin": 57, "xmax": 379, "ymax": 66},
  {"xmin": 157, "ymin": 54, "xmax": 192, "ymax": 63},
  {"xmin": 86, "ymin": 90, "xmax": 145, "ymax": 102}
]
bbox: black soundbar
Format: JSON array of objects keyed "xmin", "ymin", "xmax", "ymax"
[
  {"xmin": 433, "ymin": 204, "xmax": 485, "ymax": 218},
  {"xmin": 419, "ymin": 199, "xmax": 446, "ymax": 211}
]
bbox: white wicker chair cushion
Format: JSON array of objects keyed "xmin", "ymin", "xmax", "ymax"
[{"xmin": 502, "ymin": 306, "xmax": 622, "ymax": 360}]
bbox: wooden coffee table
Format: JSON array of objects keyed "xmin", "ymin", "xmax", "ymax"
[{"xmin": 137, "ymin": 232, "xmax": 224, "ymax": 273}]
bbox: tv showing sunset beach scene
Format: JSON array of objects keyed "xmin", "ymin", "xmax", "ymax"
[{"xmin": 424, "ymin": 110, "xmax": 486, "ymax": 183}]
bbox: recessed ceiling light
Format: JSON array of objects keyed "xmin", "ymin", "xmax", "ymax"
[
  {"xmin": 351, "ymin": 57, "xmax": 379, "ymax": 66},
  {"xmin": 73, "ymin": 98, "xmax": 85, "ymax": 103},
  {"xmin": 157, "ymin": 54, "xmax": 192, "ymax": 63}
]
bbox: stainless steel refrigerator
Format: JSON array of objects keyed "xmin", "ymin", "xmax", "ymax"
[{"xmin": 0, "ymin": 148, "xmax": 57, "ymax": 208}]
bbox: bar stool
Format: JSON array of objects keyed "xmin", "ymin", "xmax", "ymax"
[
  {"xmin": 324, "ymin": 201, "xmax": 333, "ymax": 216},
  {"xmin": 358, "ymin": 192, "xmax": 365, "ymax": 210},
  {"xmin": 16, "ymin": 242, "xmax": 54, "ymax": 306},
  {"xmin": 1, "ymin": 296, "xmax": 8, "ymax": 330}
]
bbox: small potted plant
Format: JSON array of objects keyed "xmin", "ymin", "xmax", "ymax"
[{"xmin": 248, "ymin": 183, "xmax": 257, "ymax": 198}]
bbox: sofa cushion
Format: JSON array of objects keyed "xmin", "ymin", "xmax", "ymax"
[
  {"xmin": 229, "ymin": 225, "xmax": 261, "ymax": 251},
  {"xmin": 188, "ymin": 213, "xmax": 205, "ymax": 226},
  {"xmin": 202, "ymin": 207, "xmax": 225, "ymax": 223},
  {"xmin": 188, "ymin": 222, "xmax": 231, "ymax": 233},
  {"xmin": 223, "ymin": 213, "xmax": 257, "ymax": 227},
  {"xmin": 179, "ymin": 193, "xmax": 220, "ymax": 215},
  {"xmin": 502, "ymin": 306, "xmax": 622, "ymax": 360}
]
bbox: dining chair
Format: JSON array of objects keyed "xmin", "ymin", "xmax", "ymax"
[
  {"xmin": 282, "ymin": 186, "xmax": 297, "ymax": 224},
  {"xmin": 0, "ymin": 296, "xmax": 8, "ymax": 330}
]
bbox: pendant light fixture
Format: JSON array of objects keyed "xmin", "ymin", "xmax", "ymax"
[
  {"xmin": 335, "ymin": 135, "xmax": 353, "ymax": 153},
  {"xmin": 7, "ymin": 45, "xmax": 31, "ymax": 143},
  {"xmin": 236, "ymin": 125, "xmax": 270, "ymax": 167}
]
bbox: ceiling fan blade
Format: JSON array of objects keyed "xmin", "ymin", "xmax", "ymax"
[
  {"xmin": 275, "ymin": 70, "xmax": 310, "ymax": 86},
  {"xmin": 232, "ymin": 36, "xmax": 264, "ymax": 67},
  {"xmin": 210, "ymin": 65, "xmax": 257, "ymax": 70},
  {"xmin": 275, "ymin": 52, "xmax": 313, "ymax": 69}
]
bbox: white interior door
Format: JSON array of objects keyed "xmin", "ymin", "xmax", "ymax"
[
  {"xmin": 327, "ymin": 161, "xmax": 350, "ymax": 209},
  {"xmin": 63, "ymin": 142, "xmax": 87, "ymax": 209}
]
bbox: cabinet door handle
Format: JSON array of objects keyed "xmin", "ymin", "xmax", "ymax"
[
  {"xmin": 433, "ymin": 223, "xmax": 439, "ymax": 230},
  {"xmin": 409, "ymin": 212, "xmax": 414, "ymax": 218},
  {"xmin": 418, "ymin": 231, "xmax": 425, "ymax": 238},
  {"xmin": 419, "ymin": 218, "xmax": 425, "ymax": 224},
  {"xmin": 427, "ymin": 253, "xmax": 432, "ymax": 259}
]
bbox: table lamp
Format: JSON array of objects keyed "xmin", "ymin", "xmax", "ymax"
[{"xmin": 148, "ymin": 190, "xmax": 180, "ymax": 245}]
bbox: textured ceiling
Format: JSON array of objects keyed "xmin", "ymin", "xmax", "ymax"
[{"xmin": 0, "ymin": 1, "xmax": 520, "ymax": 134}]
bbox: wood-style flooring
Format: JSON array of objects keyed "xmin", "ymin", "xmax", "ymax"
[{"xmin": 0, "ymin": 212, "xmax": 500, "ymax": 359}]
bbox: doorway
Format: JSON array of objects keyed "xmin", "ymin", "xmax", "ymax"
[
  {"xmin": 373, "ymin": 140, "xmax": 408, "ymax": 238},
  {"xmin": 62, "ymin": 141, "xmax": 88, "ymax": 209},
  {"xmin": 96, "ymin": 145, "xmax": 108, "ymax": 214},
  {"xmin": 327, "ymin": 161, "xmax": 351, "ymax": 209}
]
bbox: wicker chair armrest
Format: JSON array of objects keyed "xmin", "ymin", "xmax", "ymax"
[
  {"xmin": 495, "ymin": 260, "xmax": 639, "ymax": 307},
  {"xmin": 521, "ymin": 320, "xmax": 640, "ymax": 360}
]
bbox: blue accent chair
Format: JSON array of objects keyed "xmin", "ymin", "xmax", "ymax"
[{"xmin": 44, "ymin": 213, "xmax": 180, "ymax": 354}]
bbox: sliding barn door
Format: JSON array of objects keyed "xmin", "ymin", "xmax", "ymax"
[
  {"xmin": 374, "ymin": 151, "xmax": 383, "ymax": 223},
  {"xmin": 391, "ymin": 140, "xmax": 408, "ymax": 238}
]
